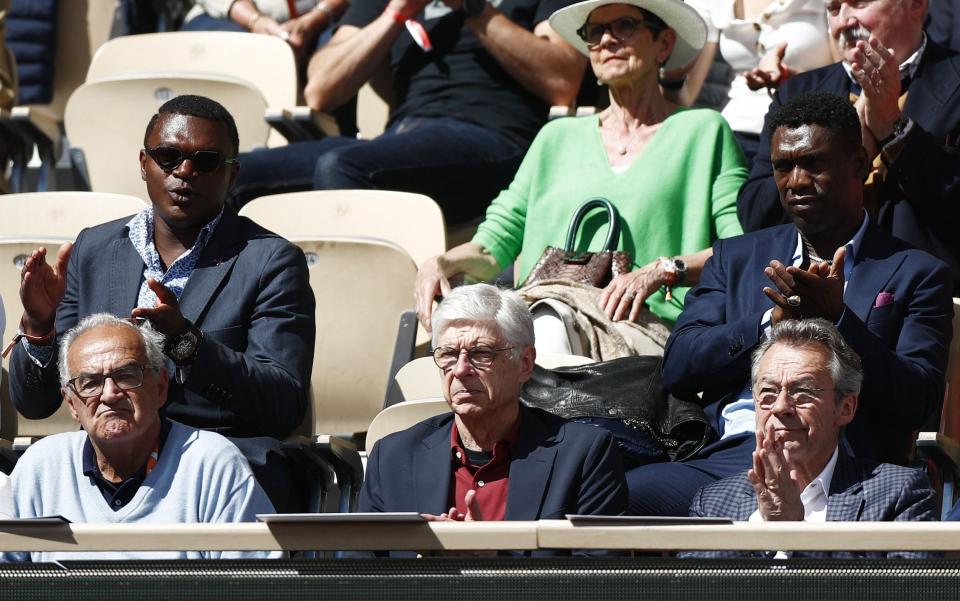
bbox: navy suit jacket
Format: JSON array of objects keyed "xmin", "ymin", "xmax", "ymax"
[
  {"xmin": 927, "ymin": 0, "xmax": 960, "ymax": 51},
  {"xmin": 8, "ymin": 208, "xmax": 316, "ymax": 439},
  {"xmin": 737, "ymin": 42, "xmax": 960, "ymax": 292},
  {"xmin": 685, "ymin": 444, "xmax": 936, "ymax": 558},
  {"xmin": 359, "ymin": 405, "xmax": 627, "ymax": 553},
  {"xmin": 662, "ymin": 222, "xmax": 953, "ymax": 465}
]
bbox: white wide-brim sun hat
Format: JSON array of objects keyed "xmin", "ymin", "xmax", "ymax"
[{"xmin": 549, "ymin": 0, "xmax": 707, "ymax": 71}]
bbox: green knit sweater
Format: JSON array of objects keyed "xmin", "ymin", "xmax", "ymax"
[{"xmin": 473, "ymin": 108, "xmax": 747, "ymax": 325}]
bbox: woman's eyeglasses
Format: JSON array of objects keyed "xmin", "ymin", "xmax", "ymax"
[
  {"xmin": 144, "ymin": 146, "xmax": 238, "ymax": 173},
  {"xmin": 576, "ymin": 16, "xmax": 663, "ymax": 47}
]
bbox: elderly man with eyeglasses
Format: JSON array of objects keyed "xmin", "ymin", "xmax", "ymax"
[
  {"xmin": 5, "ymin": 94, "xmax": 315, "ymax": 513},
  {"xmin": 3, "ymin": 313, "xmax": 278, "ymax": 562},
  {"xmin": 684, "ymin": 318, "xmax": 934, "ymax": 558},
  {"xmin": 358, "ymin": 283, "xmax": 626, "ymax": 545}
]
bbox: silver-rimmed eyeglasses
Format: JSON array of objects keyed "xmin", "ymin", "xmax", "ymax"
[{"xmin": 432, "ymin": 345, "xmax": 514, "ymax": 371}]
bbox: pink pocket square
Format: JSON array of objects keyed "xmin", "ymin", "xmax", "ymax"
[{"xmin": 874, "ymin": 292, "xmax": 895, "ymax": 308}]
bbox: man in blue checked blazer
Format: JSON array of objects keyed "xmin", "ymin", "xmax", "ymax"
[
  {"xmin": 684, "ymin": 319, "xmax": 935, "ymax": 559},
  {"xmin": 625, "ymin": 91, "xmax": 952, "ymax": 517}
]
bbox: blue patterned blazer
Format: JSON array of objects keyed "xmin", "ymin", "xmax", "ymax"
[{"xmin": 684, "ymin": 444, "xmax": 936, "ymax": 558}]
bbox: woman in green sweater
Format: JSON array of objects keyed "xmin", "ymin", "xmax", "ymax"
[{"xmin": 415, "ymin": 0, "xmax": 747, "ymax": 354}]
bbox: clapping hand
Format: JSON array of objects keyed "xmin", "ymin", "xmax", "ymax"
[
  {"xmin": 19, "ymin": 242, "xmax": 73, "ymax": 336},
  {"xmin": 747, "ymin": 422, "xmax": 805, "ymax": 521}
]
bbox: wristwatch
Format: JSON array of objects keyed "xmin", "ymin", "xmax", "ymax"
[
  {"xmin": 659, "ymin": 257, "xmax": 688, "ymax": 286},
  {"xmin": 164, "ymin": 320, "xmax": 203, "ymax": 365},
  {"xmin": 461, "ymin": 0, "xmax": 487, "ymax": 18}
]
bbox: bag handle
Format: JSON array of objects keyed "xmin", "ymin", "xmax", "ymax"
[{"xmin": 563, "ymin": 197, "xmax": 622, "ymax": 253}]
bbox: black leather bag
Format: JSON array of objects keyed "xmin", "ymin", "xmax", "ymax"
[{"xmin": 521, "ymin": 357, "xmax": 711, "ymax": 466}]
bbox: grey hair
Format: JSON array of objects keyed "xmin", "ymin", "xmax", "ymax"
[
  {"xmin": 58, "ymin": 313, "xmax": 167, "ymax": 386},
  {"xmin": 431, "ymin": 283, "xmax": 534, "ymax": 355},
  {"xmin": 750, "ymin": 318, "xmax": 863, "ymax": 396}
]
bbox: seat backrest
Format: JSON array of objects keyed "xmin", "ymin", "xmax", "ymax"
[
  {"xmin": 941, "ymin": 298, "xmax": 960, "ymax": 440},
  {"xmin": 0, "ymin": 191, "xmax": 146, "ymax": 239},
  {"xmin": 365, "ymin": 398, "xmax": 450, "ymax": 452},
  {"xmin": 238, "ymin": 190, "xmax": 447, "ymax": 268},
  {"xmin": 64, "ymin": 74, "xmax": 269, "ymax": 200},
  {"xmin": 392, "ymin": 356, "xmax": 442, "ymax": 403},
  {"xmin": 86, "ymin": 31, "xmax": 297, "ymax": 111},
  {"xmin": 293, "ymin": 236, "xmax": 417, "ymax": 435},
  {"xmin": 16, "ymin": 0, "xmax": 116, "ymax": 121},
  {"xmin": 357, "ymin": 83, "xmax": 390, "ymax": 139}
]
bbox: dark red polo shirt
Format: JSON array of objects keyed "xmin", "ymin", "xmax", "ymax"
[{"xmin": 449, "ymin": 415, "xmax": 522, "ymax": 521}]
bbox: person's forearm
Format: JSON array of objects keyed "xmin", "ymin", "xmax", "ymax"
[
  {"xmin": 662, "ymin": 42, "xmax": 716, "ymax": 106},
  {"xmin": 439, "ymin": 242, "xmax": 503, "ymax": 282},
  {"xmin": 466, "ymin": 8, "xmax": 585, "ymax": 106},
  {"xmin": 304, "ymin": 16, "xmax": 402, "ymax": 110},
  {"xmin": 298, "ymin": 0, "xmax": 350, "ymax": 33},
  {"xmin": 228, "ymin": 0, "xmax": 262, "ymax": 29},
  {"xmin": 675, "ymin": 248, "xmax": 713, "ymax": 287}
]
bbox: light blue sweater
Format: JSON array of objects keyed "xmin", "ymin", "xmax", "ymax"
[{"xmin": 5, "ymin": 421, "xmax": 280, "ymax": 561}]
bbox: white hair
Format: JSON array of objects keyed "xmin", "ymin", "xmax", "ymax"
[
  {"xmin": 58, "ymin": 314, "xmax": 166, "ymax": 386},
  {"xmin": 431, "ymin": 283, "xmax": 534, "ymax": 355}
]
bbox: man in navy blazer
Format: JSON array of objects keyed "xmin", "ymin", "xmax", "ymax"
[
  {"xmin": 359, "ymin": 284, "xmax": 626, "ymax": 550},
  {"xmin": 684, "ymin": 319, "xmax": 934, "ymax": 559},
  {"xmin": 625, "ymin": 91, "xmax": 952, "ymax": 516},
  {"xmin": 738, "ymin": 0, "xmax": 960, "ymax": 293},
  {"xmin": 5, "ymin": 95, "xmax": 315, "ymax": 512}
]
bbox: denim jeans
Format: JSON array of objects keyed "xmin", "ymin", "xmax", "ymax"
[{"xmin": 230, "ymin": 116, "xmax": 527, "ymax": 223}]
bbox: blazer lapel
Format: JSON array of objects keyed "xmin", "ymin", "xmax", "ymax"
[
  {"xmin": 505, "ymin": 408, "xmax": 558, "ymax": 520},
  {"xmin": 177, "ymin": 210, "xmax": 243, "ymax": 323},
  {"xmin": 414, "ymin": 420, "xmax": 454, "ymax": 515},
  {"xmin": 826, "ymin": 445, "xmax": 865, "ymax": 521},
  {"xmin": 843, "ymin": 224, "xmax": 904, "ymax": 322},
  {"xmin": 109, "ymin": 237, "xmax": 146, "ymax": 315}
]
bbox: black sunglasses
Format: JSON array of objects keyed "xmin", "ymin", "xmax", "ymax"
[
  {"xmin": 144, "ymin": 146, "xmax": 238, "ymax": 173},
  {"xmin": 577, "ymin": 16, "xmax": 664, "ymax": 47}
]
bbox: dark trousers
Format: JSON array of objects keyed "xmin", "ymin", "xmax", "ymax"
[
  {"xmin": 179, "ymin": 14, "xmax": 246, "ymax": 32},
  {"xmin": 733, "ymin": 130, "xmax": 761, "ymax": 173},
  {"xmin": 625, "ymin": 433, "xmax": 754, "ymax": 516},
  {"xmin": 230, "ymin": 116, "xmax": 527, "ymax": 223},
  {"xmin": 228, "ymin": 436, "xmax": 305, "ymax": 514}
]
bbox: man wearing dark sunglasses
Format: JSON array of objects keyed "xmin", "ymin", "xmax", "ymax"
[{"xmin": 7, "ymin": 95, "xmax": 316, "ymax": 514}]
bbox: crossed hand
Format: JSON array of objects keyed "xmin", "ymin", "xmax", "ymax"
[{"xmin": 762, "ymin": 246, "xmax": 846, "ymax": 325}]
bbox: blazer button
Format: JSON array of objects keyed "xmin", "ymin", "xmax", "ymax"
[{"xmin": 728, "ymin": 341, "xmax": 743, "ymax": 356}]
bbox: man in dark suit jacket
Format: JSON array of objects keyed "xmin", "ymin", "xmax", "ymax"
[
  {"xmin": 738, "ymin": 0, "xmax": 960, "ymax": 292},
  {"xmin": 359, "ymin": 284, "xmax": 626, "ymax": 552},
  {"xmin": 684, "ymin": 319, "xmax": 935, "ymax": 558},
  {"xmin": 6, "ymin": 95, "xmax": 315, "ymax": 512},
  {"xmin": 625, "ymin": 91, "xmax": 952, "ymax": 517}
]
